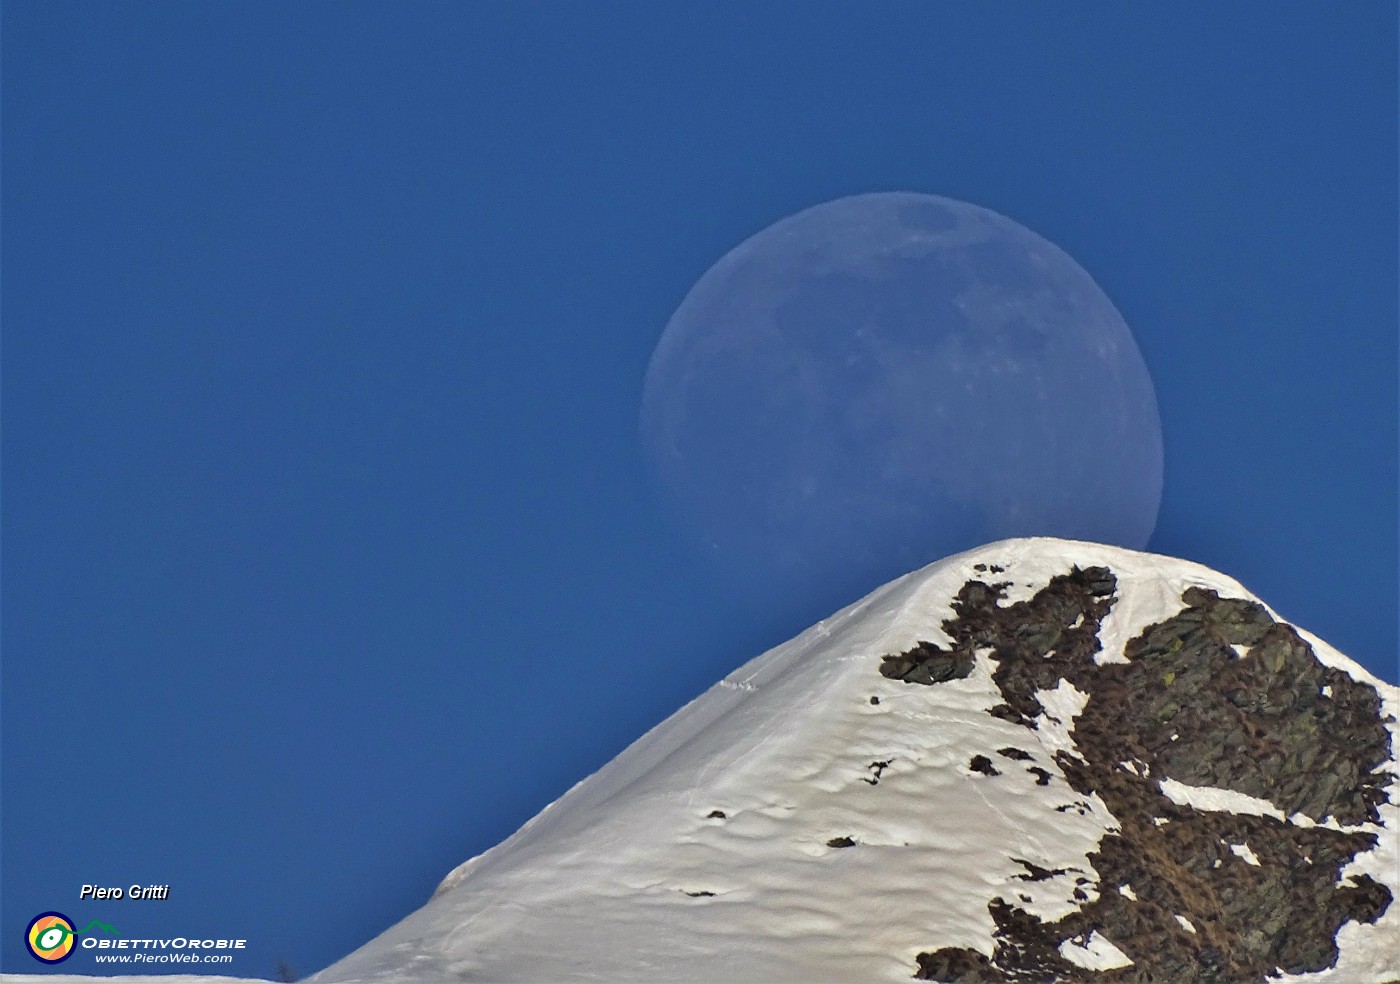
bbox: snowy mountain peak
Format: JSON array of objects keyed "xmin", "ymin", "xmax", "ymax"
[{"xmin": 315, "ymin": 538, "xmax": 1398, "ymax": 984}]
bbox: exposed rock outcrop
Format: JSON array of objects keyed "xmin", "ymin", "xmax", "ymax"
[{"xmin": 907, "ymin": 568, "xmax": 1393, "ymax": 982}]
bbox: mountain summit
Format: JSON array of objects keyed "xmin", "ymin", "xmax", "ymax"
[{"xmin": 315, "ymin": 539, "xmax": 1396, "ymax": 984}]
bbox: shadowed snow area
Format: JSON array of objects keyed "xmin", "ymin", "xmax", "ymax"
[{"xmin": 17, "ymin": 539, "xmax": 1397, "ymax": 984}]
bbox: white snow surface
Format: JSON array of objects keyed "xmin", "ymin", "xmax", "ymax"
[
  {"xmin": 1057, "ymin": 930, "xmax": 1133, "ymax": 971},
  {"xmin": 1157, "ymin": 777, "xmax": 1288, "ymax": 821},
  {"xmin": 19, "ymin": 539, "xmax": 1394, "ymax": 984},
  {"xmin": 1230, "ymin": 841, "xmax": 1262, "ymax": 866}
]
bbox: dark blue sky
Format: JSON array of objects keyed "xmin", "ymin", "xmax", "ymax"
[{"xmin": 4, "ymin": 4, "xmax": 1395, "ymax": 978}]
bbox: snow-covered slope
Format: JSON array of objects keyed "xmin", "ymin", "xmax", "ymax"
[
  {"xmin": 307, "ymin": 538, "xmax": 1397, "ymax": 984},
  {"xmin": 17, "ymin": 539, "xmax": 1390, "ymax": 984}
]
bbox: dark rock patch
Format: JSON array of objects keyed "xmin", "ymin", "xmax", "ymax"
[
  {"xmin": 997, "ymin": 747, "xmax": 1034, "ymax": 761},
  {"xmin": 988, "ymin": 703, "xmax": 1023, "ymax": 725},
  {"xmin": 1113, "ymin": 587, "xmax": 1392, "ymax": 827},
  {"xmin": 1054, "ymin": 801, "xmax": 1093, "ymax": 816},
  {"xmin": 969, "ymin": 755, "xmax": 1000, "ymax": 777},
  {"xmin": 915, "ymin": 946, "xmax": 998, "ymax": 982},
  {"xmin": 904, "ymin": 565, "xmax": 1394, "ymax": 982},
  {"xmin": 871, "ymin": 696, "xmax": 881, "ymax": 705},
  {"xmin": 882, "ymin": 640, "xmax": 976, "ymax": 686},
  {"xmin": 681, "ymin": 890, "xmax": 715, "ymax": 898},
  {"xmin": 827, "ymin": 836, "xmax": 856, "ymax": 849},
  {"xmin": 1026, "ymin": 766, "xmax": 1053, "ymax": 786},
  {"xmin": 706, "ymin": 810, "xmax": 726, "ymax": 820},
  {"xmin": 1337, "ymin": 873, "xmax": 1392, "ymax": 925},
  {"xmin": 862, "ymin": 760, "xmax": 893, "ymax": 785},
  {"xmin": 1011, "ymin": 859, "xmax": 1068, "ymax": 882}
]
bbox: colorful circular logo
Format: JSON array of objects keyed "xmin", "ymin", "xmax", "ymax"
[{"xmin": 25, "ymin": 912, "xmax": 76, "ymax": 963}]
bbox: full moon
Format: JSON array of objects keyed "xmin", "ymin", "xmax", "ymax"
[{"xmin": 641, "ymin": 192, "xmax": 1163, "ymax": 610}]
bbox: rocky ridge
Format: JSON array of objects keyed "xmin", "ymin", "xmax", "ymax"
[{"xmin": 888, "ymin": 565, "xmax": 1392, "ymax": 982}]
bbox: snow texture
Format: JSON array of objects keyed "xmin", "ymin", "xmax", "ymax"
[
  {"xmin": 1058, "ymin": 930, "xmax": 1134, "ymax": 970},
  {"xmin": 307, "ymin": 538, "xmax": 1396, "ymax": 984},
  {"xmin": 16, "ymin": 538, "xmax": 1396, "ymax": 984},
  {"xmin": 1230, "ymin": 841, "xmax": 1262, "ymax": 866},
  {"xmin": 1157, "ymin": 777, "xmax": 1288, "ymax": 821}
]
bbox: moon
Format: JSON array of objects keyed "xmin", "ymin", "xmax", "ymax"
[{"xmin": 641, "ymin": 192, "xmax": 1163, "ymax": 611}]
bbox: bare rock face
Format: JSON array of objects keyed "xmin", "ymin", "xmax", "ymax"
[
  {"xmin": 311, "ymin": 540, "xmax": 1397, "ymax": 984},
  {"xmin": 902, "ymin": 567, "xmax": 1393, "ymax": 982}
]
